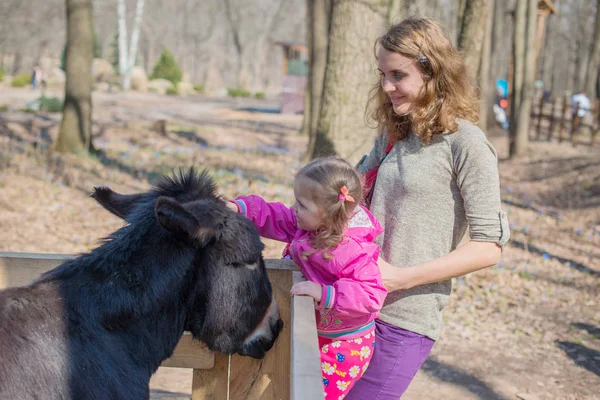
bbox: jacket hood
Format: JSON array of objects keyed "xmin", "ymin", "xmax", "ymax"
[{"xmin": 345, "ymin": 205, "xmax": 383, "ymax": 243}]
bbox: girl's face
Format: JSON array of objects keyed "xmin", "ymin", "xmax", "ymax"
[
  {"xmin": 377, "ymin": 47, "xmax": 425, "ymax": 116},
  {"xmin": 292, "ymin": 176, "xmax": 325, "ymax": 232}
]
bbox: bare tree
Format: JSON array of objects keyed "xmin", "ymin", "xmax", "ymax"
[
  {"xmin": 585, "ymin": 0, "xmax": 600, "ymax": 99},
  {"xmin": 509, "ymin": 0, "xmax": 526, "ymax": 136},
  {"xmin": 118, "ymin": 0, "xmax": 145, "ymax": 90},
  {"xmin": 305, "ymin": 0, "xmax": 332, "ymax": 159},
  {"xmin": 311, "ymin": 0, "xmax": 387, "ymax": 163},
  {"xmin": 491, "ymin": 0, "xmax": 510, "ymax": 81},
  {"xmin": 387, "ymin": 0, "xmax": 406, "ymax": 25},
  {"xmin": 0, "ymin": 1, "xmax": 25, "ymax": 50},
  {"xmin": 223, "ymin": 0, "xmax": 246, "ymax": 88},
  {"xmin": 456, "ymin": 0, "xmax": 467, "ymax": 41},
  {"xmin": 440, "ymin": 0, "xmax": 461, "ymax": 44},
  {"xmin": 572, "ymin": 0, "xmax": 595, "ymax": 93},
  {"xmin": 478, "ymin": 0, "xmax": 494, "ymax": 130},
  {"xmin": 249, "ymin": 1, "xmax": 287, "ymax": 89},
  {"xmin": 540, "ymin": 3, "xmax": 558, "ymax": 92},
  {"xmin": 55, "ymin": 0, "xmax": 93, "ymax": 153},
  {"xmin": 509, "ymin": 0, "xmax": 536, "ymax": 157},
  {"xmin": 457, "ymin": 0, "xmax": 490, "ymax": 80}
]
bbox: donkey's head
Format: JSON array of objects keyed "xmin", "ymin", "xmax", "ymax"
[{"xmin": 91, "ymin": 169, "xmax": 282, "ymax": 359}]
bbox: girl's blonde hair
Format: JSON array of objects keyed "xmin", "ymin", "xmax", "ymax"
[
  {"xmin": 366, "ymin": 17, "xmax": 480, "ymax": 144},
  {"xmin": 296, "ymin": 157, "xmax": 362, "ymax": 260}
]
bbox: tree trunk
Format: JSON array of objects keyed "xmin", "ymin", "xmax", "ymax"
[
  {"xmin": 117, "ymin": 0, "xmax": 128, "ymax": 88},
  {"xmin": 479, "ymin": 0, "xmax": 494, "ymax": 130},
  {"xmin": 573, "ymin": 41, "xmax": 588, "ymax": 94},
  {"xmin": 541, "ymin": 11, "xmax": 555, "ymax": 93},
  {"xmin": 123, "ymin": 0, "xmax": 145, "ymax": 90},
  {"xmin": 11, "ymin": 51, "xmax": 21, "ymax": 75},
  {"xmin": 456, "ymin": 0, "xmax": 467, "ymax": 43},
  {"xmin": 300, "ymin": 0, "xmax": 314, "ymax": 138},
  {"xmin": 509, "ymin": 0, "xmax": 535, "ymax": 157},
  {"xmin": 509, "ymin": 0, "xmax": 526, "ymax": 156},
  {"xmin": 305, "ymin": 0, "xmax": 331, "ymax": 160},
  {"xmin": 311, "ymin": 0, "xmax": 387, "ymax": 164},
  {"xmin": 457, "ymin": 0, "xmax": 490, "ymax": 81},
  {"xmin": 117, "ymin": 0, "xmax": 144, "ymax": 91},
  {"xmin": 56, "ymin": 0, "xmax": 94, "ymax": 153},
  {"xmin": 35, "ymin": 40, "xmax": 49, "ymax": 67},
  {"xmin": 223, "ymin": 0, "xmax": 244, "ymax": 88},
  {"xmin": 444, "ymin": 0, "xmax": 461, "ymax": 45},
  {"xmin": 250, "ymin": 0, "xmax": 286, "ymax": 92},
  {"xmin": 550, "ymin": 0, "xmax": 564, "ymax": 94},
  {"xmin": 491, "ymin": 0, "xmax": 507, "ymax": 80},
  {"xmin": 585, "ymin": 0, "xmax": 600, "ymax": 99},
  {"xmin": 387, "ymin": 0, "xmax": 406, "ymax": 25}
]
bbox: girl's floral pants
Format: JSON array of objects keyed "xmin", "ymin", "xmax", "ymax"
[{"xmin": 319, "ymin": 331, "xmax": 375, "ymax": 399}]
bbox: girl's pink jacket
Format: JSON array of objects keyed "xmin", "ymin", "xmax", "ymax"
[{"xmin": 233, "ymin": 195, "xmax": 387, "ymax": 340}]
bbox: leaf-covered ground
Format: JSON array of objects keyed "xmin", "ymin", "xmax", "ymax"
[{"xmin": 0, "ymin": 88, "xmax": 598, "ymax": 400}]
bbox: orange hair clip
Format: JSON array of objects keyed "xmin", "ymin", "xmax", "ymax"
[{"xmin": 338, "ymin": 186, "xmax": 355, "ymax": 203}]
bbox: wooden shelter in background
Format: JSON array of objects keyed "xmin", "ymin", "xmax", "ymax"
[
  {"xmin": 274, "ymin": 42, "xmax": 308, "ymax": 114},
  {"xmin": 534, "ymin": 0, "xmax": 557, "ymax": 70}
]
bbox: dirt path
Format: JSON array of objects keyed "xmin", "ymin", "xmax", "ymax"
[{"xmin": 0, "ymin": 88, "xmax": 598, "ymax": 400}]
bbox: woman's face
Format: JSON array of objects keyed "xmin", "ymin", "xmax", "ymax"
[{"xmin": 377, "ymin": 47, "xmax": 425, "ymax": 116}]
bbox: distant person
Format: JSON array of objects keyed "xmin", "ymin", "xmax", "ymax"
[
  {"xmin": 493, "ymin": 103, "xmax": 509, "ymax": 130},
  {"xmin": 30, "ymin": 66, "xmax": 43, "ymax": 90},
  {"xmin": 543, "ymin": 88, "xmax": 551, "ymax": 103},
  {"xmin": 571, "ymin": 91, "xmax": 591, "ymax": 137},
  {"xmin": 571, "ymin": 91, "xmax": 591, "ymax": 118}
]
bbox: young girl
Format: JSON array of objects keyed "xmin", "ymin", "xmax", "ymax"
[{"xmin": 228, "ymin": 157, "xmax": 387, "ymax": 398}]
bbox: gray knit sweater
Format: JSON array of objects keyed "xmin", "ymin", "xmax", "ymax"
[{"xmin": 358, "ymin": 119, "xmax": 510, "ymax": 340}]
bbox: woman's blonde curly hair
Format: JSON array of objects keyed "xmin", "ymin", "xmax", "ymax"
[{"xmin": 366, "ymin": 18, "xmax": 480, "ymax": 144}]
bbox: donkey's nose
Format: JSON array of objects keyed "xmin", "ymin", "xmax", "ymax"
[
  {"xmin": 239, "ymin": 297, "xmax": 283, "ymax": 359},
  {"xmin": 272, "ymin": 318, "xmax": 283, "ymax": 338}
]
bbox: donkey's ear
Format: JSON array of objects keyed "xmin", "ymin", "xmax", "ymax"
[
  {"xmin": 156, "ymin": 197, "xmax": 224, "ymax": 244},
  {"xmin": 91, "ymin": 187, "xmax": 144, "ymax": 220},
  {"xmin": 155, "ymin": 196, "xmax": 205, "ymax": 241}
]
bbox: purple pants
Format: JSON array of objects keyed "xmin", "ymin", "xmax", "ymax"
[{"xmin": 344, "ymin": 319, "xmax": 435, "ymax": 399}]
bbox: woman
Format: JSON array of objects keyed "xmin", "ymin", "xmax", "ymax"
[{"xmin": 347, "ymin": 18, "xmax": 510, "ymax": 399}]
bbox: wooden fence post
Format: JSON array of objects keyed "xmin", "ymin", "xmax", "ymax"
[
  {"xmin": 592, "ymin": 100, "xmax": 600, "ymax": 147},
  {"xmin": 571, "ymin": 104, "xmax": 580, "ymax": 146},
  {"xmin": 192, "ymin": 267, "xmax": 293, "ymax": 400},
  {"xmin": 558, "ymin": 95, "xmax": 569, "ymax": 143},
  {"xmin": 535, "ymin": 94, "xmax": 545, "ymax": 140},
  {"xmin": 547, "ymin": 98, "xmax": 558, "ymax": 141},
  {"xmin": 290, "ymin": 272, "xmax": 324, "ymax": 400}
]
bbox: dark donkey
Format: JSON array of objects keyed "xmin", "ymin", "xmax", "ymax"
[{"xmin": 0, "ymin": 169, "xmax": 283, "ymax": 400}]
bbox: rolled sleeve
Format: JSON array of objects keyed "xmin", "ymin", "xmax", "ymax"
[
  {"xmin": 452, "ymin": 129, "xmax": 511, "ymax": 248},
  {"xmin": 470, "ymin": 209, "xmax": 511, "ymax": 248}
]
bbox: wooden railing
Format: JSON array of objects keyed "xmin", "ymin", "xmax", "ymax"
[
  {"xmin": 530, "ymin": 94, "xmax": 599, "ymax": 146},
  {"xmin": 0, "ymin": 252, "xmax": 324, "ymax": 400}
]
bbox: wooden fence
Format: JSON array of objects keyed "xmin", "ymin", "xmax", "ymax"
[
  {"xmin": 530, "ymin": 94, "xmax": 599, "ymax": 146},
  {"xmin": 0, "ymin": 252, "xmax": 324, "ymax": 400}
]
